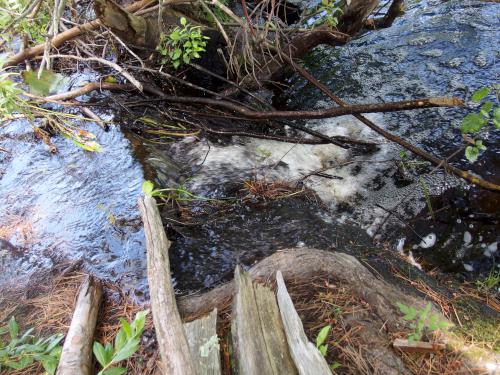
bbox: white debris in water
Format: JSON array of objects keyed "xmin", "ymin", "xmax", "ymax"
[
  {"xmin": 463, "ymin": 231, "xmax": 472, "ymax": 244},
  {"xmin": 456, "ymin": 219, "xmax": 462, "ymax": 224},
  {"xmin": 366, "ymin": 216, "xmax": 383, "ymax": 237},
  {"xmin": 396, "ymin": 237, "xmax": 406, "ymax": 253},
  {"xmin": 420, "ymin": 49, "xmax": 443, "ymax": 57},
  {"xmin": 463, "ymin": 263, "xmax": 474, "ymax": 272},
  {"xmin": 484, "ymin": 242, "xmax": 498, "ymax": 258},
  {"xmin": 407, "ymin": 251, "xmax": 423, "ymax": 271},
  {"xmin": 296, "ymin": 241, "xmax": 305, "ymax": 248},
  {"xmin": 419, "ymin": 233, "xmax": 436, "ymax": 249}
]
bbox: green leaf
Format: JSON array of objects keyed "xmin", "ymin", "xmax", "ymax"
[
  {"xmin": 93, "ymin": 342, "xmax": 109, "ymax": 367},
  {"xmin": 103, "ymin": 367, "xmax": 127, "ymax": 375},
  {"xmin": 471, "ymin": 87, "xmax": 490, "ymax": 103},
  {"xmin": 319, "ymin": 344, "xmax": 328, "ymax": 356},
  {"xmin": 465, "ymin": 145, "xmax": 479, "ymax": 163},
  {"xmin": 428, "ymin": 315, "xmax": 439, "ymax": 331},
  {"xmin": 72, "ymin": 139, "xmax": 102, "ymax": 152},
  {"xmin": 173, "ymin": 48, "xmax": 182, "ymax": 60},
  {"xmin": 119, "ymin": 318, "xmax": 133, "ymax": 339},
  {"xmin": 316, "ymin": 325, "xmax": 331, "ymax": 348},
  {"xmin": 111, "ymin": 338, "xmax": 139, "ymax": 363},
  {"xmin": 331, "ymin": 362, "xmax": 342, "ymax": 370},
  {"xmin": 131, "ymin": 310, "xmax": 149, "ymax": 337},
  {"xmin": 142, "ymin": 181, "xmax": 154, "ymax": 197},
  {"xmin": 114, "ymin": 330, "xmax": 127, "ymax": 352},
  {"xmin": 475, "ymin": 139, "xmax": 487, "ymax": 151},
  {"xmin": 41, "ymin": 356, "xmax": 59, "ymax": 375},
  {"xmin": 460, "ymin": 113, "xmax": 487, "ymax": 134},
  {"xmin": 180, "ymin": 17, "xmax": 187, "ymax": 26},
  {"xmin": 173, "ymin": 60, "xmax": 181, "ymax": 69},
  {"xmin": 104, "ymin": 342, "xmax": 114, "ymax": 362},
  {"xmin": 22, "ymin": 70, "xmax": 65, "ymax": 96},
  {"xmin": 396, "ymin": 303, "xmax": 417, "ymax": 321},
  {"xmin": 493, "ymin": 107, "xmax": 500, "ymax": 128},
  {"xmin": 8, "ymin": 316, "xmax": 19, "ymax": 340},
  {"xmin": 480, "ymin": 101, "xmax": 493, "ymax": 117},
  {"xmin": 169, "ymin": 30, "xmax": 180, "ymax": 41}
]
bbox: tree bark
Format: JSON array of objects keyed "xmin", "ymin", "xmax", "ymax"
[
  {"xmin": 339, "ymin": 0, "xmax": 380, "ymax": 35},
  {"xmin": 56, "ymin": 275, "xmax": 102, "ymax": 375}
]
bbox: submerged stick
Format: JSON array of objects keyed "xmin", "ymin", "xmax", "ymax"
[{"xmin": 57, "ymin": 275, "xmax": 102, "ymax": 375}]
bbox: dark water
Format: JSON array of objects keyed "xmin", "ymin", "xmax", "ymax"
[{"xmin": 0, "ymin": 0, "xmax": 498, "ymax": 298}]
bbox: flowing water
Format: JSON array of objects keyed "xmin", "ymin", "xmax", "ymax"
[{"xmin": 0, "ymin": 0, "xmax": 498, "ymax": 299}]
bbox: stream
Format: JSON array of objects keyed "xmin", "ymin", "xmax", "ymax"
[{"xmin": 0, "ymin": 0, "xmax": 498, "ymax": 300}]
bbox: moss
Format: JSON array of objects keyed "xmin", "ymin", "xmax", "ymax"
[{"xmin": 458, "ymin": 318, "xmax": 500, "ymax": 353}]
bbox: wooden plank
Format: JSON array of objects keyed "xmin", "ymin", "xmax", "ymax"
[
  {"xmin": 139, "ymin": 195, "xmax": 195, "ymax": 375},
  {"xmin": 57, "ymin": 275, "xmax": 102, "ymax": 375},
  {"xmin": 276, "ymin": 270, "xmax": 331, "ymax": 375},
  {"xmin": 393, "ymin": 338, "xmax": 446, "ymax": 353},
  {"xmin": 183, "ymin": 309, "xmax": 221, "ymax": 375},
  {"xmin": 231, "ymin": 266, "xmax": 297, "ymax": 375}
]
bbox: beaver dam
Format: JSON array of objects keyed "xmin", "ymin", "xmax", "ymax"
[{"xmin": 0, "ymin": 0, "xmax": 499, "ymax": 374}]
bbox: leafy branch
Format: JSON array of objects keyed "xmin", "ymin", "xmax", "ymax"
[
  {"xmin": 93, "ymin": 310, "xmax": 149, "ymax": 375},
  {"xmin": 460, "ymin": 86, "xmax": 499, "ymax": 163},
  {"xmin": 0, "ymin": 316, "xmax": 63, "ymax": 374}
]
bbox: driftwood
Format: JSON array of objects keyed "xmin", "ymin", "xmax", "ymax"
[
  {"xmin": 183, "ymin": 309, "xmax": 221, "ymax": 375},
  {"xmin": 275, "ymin": 271, "xmax": 330, "ymax": 375},
  {"xmin": 138, "ymin": 195, "xmax": 195, "ymax": 375},
  {"xmin": 56, "ymin": 275, "xmax": 102, "ymax": 375},
  {"xmin": 393, "ymin": 338, "xmax": 446, "ymax": 353},
  {"xmin": 231, "ymin": 267, "xmax": 297, "ymax": 375}
]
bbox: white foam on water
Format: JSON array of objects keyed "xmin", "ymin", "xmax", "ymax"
[
  {"xmin": 186, "ymin": 114, "xmax": 392, "ymax": 209},
  {"xmin": 463, "ymin": 231, "xmax": 472, "ymax": 244},
  {"xmin": 419, "ymin": 233, "xmax": 437, "ymax": 248},
  {"xmin": 463, "ymin": 263, "xmax": 474, "ymax": 272}
]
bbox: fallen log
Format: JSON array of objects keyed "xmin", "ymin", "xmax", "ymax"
[
  {"xmin": 139, "ymin": 195, "xmax": 195, "ymax": 374},
  {"xmin": 56, "ymin": 275, "xmax": 102, "ymax": 375}
]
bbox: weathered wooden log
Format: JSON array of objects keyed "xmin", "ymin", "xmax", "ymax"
[
  {"xmin": 231, "ymin": 267, "xmax": 297, "ymax": 375},
  {"xmin": 393, "ymin": 338, "xmax": 446, "ymax": 353},
  {"xmin": 183, "ymin": 309, "xmax": 221, "ymax": 375},
  {"xmin": 177, "ymin": 248, "xmax": 436, "ymax": 325},
  {"xmin": 177, "ymin": 248, "xmax": 499, "ymax": 374},
  {"xmin": 56, "ymin": 275, "xmax": 102, "ymax": 375},
  {"xmin": 275, "ymin": 271, "xmax": 331, "ymax": 375},
  {"xmin": 138, "ymin": 195, "xmax": 195, "ymax": 375}
]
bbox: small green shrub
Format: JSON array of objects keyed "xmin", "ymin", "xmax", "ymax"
[
  {"xmin": 316, "ymin": 0, "xmax": 342, "ymax": 28},
  {"xmin": 93, "ymin": 310, "xmax": 149, "ymax": 375},
  {"xmin": 396, "ymin": 302, "xmax": 452, "ymax": 342},
  {"xmin": 0, "ymin": 316, "xmax": 63, "ymax": 374},
  {"xmin": 460, "ymin": 85, "xmax": 499, "ymax": 163},
  {"xmin": 157, "ymin": 17, "xmax": 210, "ymax": 69}
]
